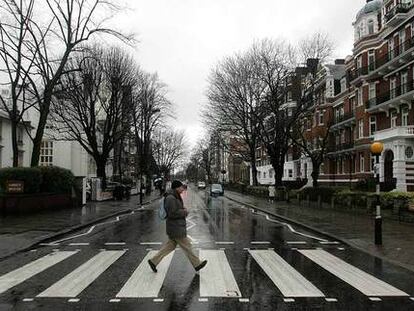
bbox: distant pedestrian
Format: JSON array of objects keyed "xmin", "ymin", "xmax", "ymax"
[
  {"xmin": 268, "ymin": 184, "xmax": 275, "ymax": 203},
  {"xmin": 148, "ymin": 180, "xmax": 207, "ymax": 273}
]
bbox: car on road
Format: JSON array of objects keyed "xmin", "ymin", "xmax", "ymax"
[
  {"xmin": 210, "ymin": 183, "xmax": 224, "ymax": 197},
  {"xmin": 197, "ymin": 181, "xmax": 206, "ymax": 189}
]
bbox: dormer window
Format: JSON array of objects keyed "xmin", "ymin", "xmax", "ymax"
[{"xmin": 368, "ymin": 19, "xmax": 374, "ymax": 34}]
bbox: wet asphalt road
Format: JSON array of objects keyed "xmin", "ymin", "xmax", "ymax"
[{"xmin": 0, "ymin": 187, "xmax": 413, "ymax": 311}]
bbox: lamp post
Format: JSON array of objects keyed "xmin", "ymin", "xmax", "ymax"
[{"xmin": 370, "ymin": 141, "xmax": 384, "ymax": 245}]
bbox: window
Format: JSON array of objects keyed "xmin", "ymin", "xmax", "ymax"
[
  {"xmin": 357, "ymin": 56, "xmax": 362, "ymax": 69},
  {"xmin": 0, "ymin": 119, "xmax": 2, "ymax": 139},
  {"xmin": 368, "ymin": 20, "xmax": 374, "ymax": 35},
  {"xmin": 401, "ymin": 72, "xmax": 408, "ymax": 94},
  {"xmin": 357, "ymin": 87, "xmax": 363, "ymax": 106},
  {"xmin": 258, "ymin": 171, "xmax": 261, "ymax": 179},
  {"xmin": 360, "ymin": 153, "xmax": 365, "ymax": 173},
  {"xmin": 370, "ymin": 116, "xmax": 377, "ymax": 136},
  {"xmin": 391, "ymin": 110, "xmax": 398, "ymax": 128},
  {"xmin": 287, "ymin": 91, "xmax": 292, "ymax": 101},
  {"xmin": 263, "ymin": 172, "xmax": 266, "ymax": 179},
  {"xmin": 269, "ymin": 169, "xmax": 273, "ymax": 179},
  {"xmin": 402, "ymin": 107, "xmax": 409, "ymax": 126},
  {"xmin": 350, "ymin": 96, "xmax": 356, "ymax": 112},
  {"xmin": 288, "ymin": 169, "xmax": 293, "ymax": 178},
  {"xmin": 0, "ymin": 147, "xmax": 2, "ymax": 168},
  {"xmin": 369, "ymin": 83, "xmax": 376, "ymax": 100},
  {"xmin": 341, "ymin": 78, "xmax": 346, "ymax": 93},
  {"xmin": 18, "ymin": 151, "xmax": 23, "ymax": 167},
  {"xmin": 17, "ymin": 127, "xmax": 24, "ymax": 144},
  {"xmin": 389, "ymin": 38, "xmax": 394, "ymax": 59},
  {"xmin": 358, "ymin": 119, "xmax": 364, "ymax": 139},
  {"xmin": 40, "ymin": 141, "xmax": 54, "ymax": 166},
  {"xmin": 341, "ymin": 130, "xmax": 345, "ymax": 144},
  {"xmin": 390, "ymin": 78, "xmax": 397, "ymax": 99},
  {"xmin": 368, "ymin": 50, "xmax": 375, "ymax": 71},
  {"xmin": 400, "ymin": 29, "xmax": 406, "ymax": 52},
  {"xmin": 319, "ymin": 111, "xmax": 324, "ymax": 125}
]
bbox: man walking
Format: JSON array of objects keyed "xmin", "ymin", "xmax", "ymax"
[
  {"xmin": 148, "ymin": 180, "xmax": 207, "ymax": 272},
  {"xmin": 268, "ymin": 184, "xmax": 275, "ymax": 203}
]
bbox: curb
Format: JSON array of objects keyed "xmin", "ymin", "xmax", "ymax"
[
  {"xmin": 0, "ymin": 197, "xmax": 159, "ymax": 261},
  {"xmin": 225, "ymin": 194, "xmax": 414, "ymax": 273},
  {"xmin": 225, "ymin": 195, "xmax": 351, "ymax": 246}
]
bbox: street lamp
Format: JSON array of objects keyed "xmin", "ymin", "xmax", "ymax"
[{"xmin": 370, "ymin": 141, "xmax": 384, "ymax": 245}]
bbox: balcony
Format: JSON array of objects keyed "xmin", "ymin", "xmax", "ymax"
[
  {"xmin": 374, "ymin": 126, "xmax": 414, "ymax": 141},
  {"xmin": 350, "ymin": 35, "xmax": 414, "ymax": 82},
  {"xmin": 366, "ymin": 80, "xmax": 414, "ymax": 112},
  {"xmin": 331, "ymin": 112, "xmax": 356, "ymax": 130},
  {"xmin": 384, "ymin": 3, "xmax": 413, "ymax": 26}
]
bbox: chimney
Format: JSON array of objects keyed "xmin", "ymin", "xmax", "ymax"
[{"xmin": 306, "ymin": 58, "xmax": 319, "ymax": 75}]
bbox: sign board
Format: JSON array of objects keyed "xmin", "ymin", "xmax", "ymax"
[{"xmin": 6, "ymin": 180, "xmax": 24, "ymax": 193}]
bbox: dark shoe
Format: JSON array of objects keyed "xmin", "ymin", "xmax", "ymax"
[
  {"xmin": 148, "ymin": 259, "xmax": 157, "ymax": 273},
  {"xmin": 195, "ymin": 260, "xmax": 207, "ymax": 272}
]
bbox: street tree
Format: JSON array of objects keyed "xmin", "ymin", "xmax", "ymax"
[
  {"xmin": 0, "ymin": 0, "xmax": 42, "ymax": 166},
  {"xmin": 298, "ymin": 32, "xmax": 334, "ymax": 65},
  {"xmin": 51, "ymin": 46, "xmax": 137, "ymax": 188},
  {"xmin": 152, "ymin": 128, "xmax": 186, "ymax": 179},
  {"xmin": 15, "ymin": 0, "xmax": 134, "ymax": 167},
  {"xmin": 249, "ymin": 38, "xmax": 296, "ymax": 187},
  {"xmin": 204, "ymin": 53, "xmax": 263, "ymax": 185},
  {"xmin": 131, "ymin": 72, "xmax": 172, "ymax": 188}
]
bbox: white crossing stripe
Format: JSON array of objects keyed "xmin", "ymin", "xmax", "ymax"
[
  {"xmin": 199, "ymin": 250, "xmax": 241, "ymax": 298},
  {"xmin": 0, "ymin": 251, "xmax": 78, "ymax": 294},
  {"xmin": 37, "ymin": 250, "xmax": 125, "ymax": 297},
  {"xmin": 116, "ymin": 250, "xmax": 174, "ymax": 298},
  {"xmin": 249, "ymin": 250, "xmax": 325, "ymax": 298},
  {"xmin": 299, "ymin": 250, "xmax": 409, "ymax": 297},
  {"xmin": 251, "ymin": 241, "xmax": 270, "ymax": 245},
  {"xmin": 69, "ymin": 243, "xmax": 89, "ymax": 246}
]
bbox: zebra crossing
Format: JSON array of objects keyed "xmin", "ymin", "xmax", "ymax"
[{"xmin": 0, "ymin": 248, "xmax": 411, "ymax": 303}]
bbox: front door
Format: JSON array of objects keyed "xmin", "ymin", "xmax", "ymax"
[{"xmin": 384, "ymin": 150, "xmax": 395, "ymax": 188}]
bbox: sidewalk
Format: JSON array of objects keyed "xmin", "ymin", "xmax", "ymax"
[
  {"xmin": 0, "ymin": 193, "xmax": 159, "ymax": 260},
  {"xmin": 225, "ymin": 190, "xmax": 414, "ymax": 273}
]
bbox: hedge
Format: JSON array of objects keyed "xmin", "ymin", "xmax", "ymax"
[
  {"xmin": 38, "ymin": 166, "xmax": 75, "ymax": 194},
  {"xmin": 0, "ymin": 167, "xmax": 42, "ymax": 194},
  {"xmin": 299, "ymin": 187, "xmax": 338, "ymax": 203}
]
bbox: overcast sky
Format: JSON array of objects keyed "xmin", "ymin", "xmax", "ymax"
[{"xmin": 117, "ymin": 0, "xmax": 365, "ymax": 149}]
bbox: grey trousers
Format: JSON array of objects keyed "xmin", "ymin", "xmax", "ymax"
[{"xmin": 150, "ymin": 237, "xmax": 201, "ymax": 268}]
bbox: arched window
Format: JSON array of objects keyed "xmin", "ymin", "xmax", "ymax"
[{"xmin": 368, "ymin": 19, "xmax": 374, "ymax": 35}]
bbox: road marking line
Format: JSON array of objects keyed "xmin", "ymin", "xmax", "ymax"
[
  {"xmin": 319, "ymin": 241, "xmax": 340, "ymax": 245},
  {"xmin": 286, "ymin": 241, "xmax": 307, "ymax": 245},
  {"xmin": 200, "ymin": 250, "xmax": 241, "ymax": 298},
  {"xmin": 68, "ymin": 298, "xmax": 80, "ymax": 302},
  {"xmin": 22, "ymin": 298, "xmax": 34, "ymax": 302},
  {"xmin": 153, "ymin": 298, "xmax": 164, "ymax": 302},
  {"xmin": 410, "ymin": 297, "xmax": 414, "ymax": 301},
  {"xmin": 140, "ymin": 242, "xmax": 162, "ymax": 245},
  {"xmin": 116, "ymin": 250, "xmax": 174, "ymax": 298},
  {"xmin": 249, "ymin": 250, "xmax": 325, "ymax": 298},
  {"xmin": 239, "ymin": 298, "xmax": 249, "ymax": 302},
  {"xmin": 243, "ymin": 248, "xmax": 250, "ymax": 251},
  {"xmin": 299, "ymin": 250, "xmax": 409, "ymax": 297},
  {"xmin": 369, "ymin": 297, "xmax": 382, "ymax": 301},
  {"xmin": 325, "ymin": 298, "xmax": 338, "ymax": 302},
  {"xmin": 105, "ymin": 242, "xmax": 126, "ymax": 246},
  {"xmin": 338, "ymin": 247, "xmax": 346, "ymax": 251},
  {"xmin": 69, "ymin": 243, "xmax": 89, "ymax": 246},
  {"xmin": 199, "ymin": 298, "xmax": 208, "ymax": 302},
  {"xmin": 146, "ymin": 248, "xmax": 153, "ymax": 251},
  {"xmin": 38, "ymin": 250, "xmax": 125, "ymax": 297},
  {"xmin": 0, "ymin": 251, "xmax": 78, "ymax": 294},
  {"xmin": 251, "ymin": 241, "xmax": 270, "ymax": 245},
  {"xmin": 284, "ymin": 298, "xmax": 295, "ymax": 302},
  {"xmin": 215, "ymin": 242, "xmax": 234, "ymax": 245},
  {"xmin": 30, "ymin": 250, "xmax": 37, "ymax": 252},
  {"xmin": 39, "ymin": 243, "xmax": 60, "ymax": 246},
  {"xmin": 109, "ymin": 298, "xmax": 121, "ymax": 303}
]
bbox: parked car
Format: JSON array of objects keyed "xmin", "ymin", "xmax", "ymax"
[
  {"xmin": 210, "ymin": 183, "xmax": 224, "ymax": 197},
  {"xmin": 197, "ymin": 181, "xmax": 206, "ymax": 189}
]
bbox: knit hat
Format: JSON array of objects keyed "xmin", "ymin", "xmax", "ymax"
[{"xmin": 171, "ymin": 180, "xmax": 184, "ymax": 189}]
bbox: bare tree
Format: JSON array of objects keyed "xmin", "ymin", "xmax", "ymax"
[
  {"xmin": 131, "ymin": 72, "xmax": 172, "ymax": 188},
  {"xmin": 193, "ymin": 137, "xmax": 214, "ymax": 184},
  {"xmin": 204, "ymin": 53, "xmax": 263, "ymax": 186},
  {"xmin": 0, "ymin": 0, "xmax": 41, "ymax": 166},
  {"xmin": 152, "ymin": 128, "xmax": 186, "ymax": 178},
  {"xmin": 51, "ymin": 46, "xmax": 137, "ymax": 188},
  {"xmin": 17, "ymin": 0, "xmax": 134, "ymax": 166},
  {"xmin": 249, "ymin": 38, "xmax": 297, "ymax": 187},
  {"xmin": 298, "ymin": 32, "xmax": 333, "ymax": 65}
]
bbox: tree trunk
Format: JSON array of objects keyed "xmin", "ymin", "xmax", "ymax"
[
  {"xmin": 251, "ymin": 161, "xmax": 258, "ymax": 186},
  {"xmin": 11, "ymin": 119, "xmax": 19, "ymax": 167},
  {"xmin": 96, "ymin": 159, "xmax": 107, "ymax": 190},
  {"xmin": 30, "ymin": 104, "xmax": 50, "ymax": 167},
  {"xmin": 274, "ymin": 164, "xmax": 284, "ymax": 187},
  {"xmin": 311, "ymin": 159, "xmax": 320, "ymax": 188}
]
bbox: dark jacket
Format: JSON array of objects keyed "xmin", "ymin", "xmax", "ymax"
[{"xmin": 165, "ymin": 189, "xmax": 187, "ymax": 239}]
